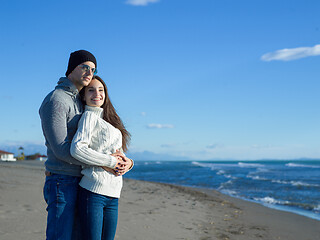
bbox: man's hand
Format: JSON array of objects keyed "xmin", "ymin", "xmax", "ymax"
[{"xmin": 101, "ymin": 166, "xmax": 117, "ymax": 175}]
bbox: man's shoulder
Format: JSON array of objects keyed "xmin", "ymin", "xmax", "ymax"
[
  {"xmin": 43, "ymin": 88, "xmax": 74, "ymax": 104},
  {"xmin": 40, "ymin": 88, "xmax": 76, "ymax": 114}
]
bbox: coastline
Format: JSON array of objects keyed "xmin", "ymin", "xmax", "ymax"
[{"xmin": 0, "ymin": 161, "xmax": 319, "ymax": 240}]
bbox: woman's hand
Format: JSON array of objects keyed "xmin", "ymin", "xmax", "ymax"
[
  {"xmin": 100, "ymin": 150, "xmax": 133, "ymax": 176},
  {"xmin": 115, "ymin": 158, "xmax": 133, "ymax": 176},
  {"xmin": 100, "ymin": 151, "xmax": 127, "ymax": 176},
  {"xmin": 111, "ymin": 150, "xmax": 133, "ymax": 176}
]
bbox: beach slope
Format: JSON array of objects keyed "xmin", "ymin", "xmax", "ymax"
[{"xmin": 0, "ymin": 161, "xmax": 319, "ymax": 240}]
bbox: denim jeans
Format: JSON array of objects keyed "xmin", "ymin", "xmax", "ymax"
[
  {"xmin": 78, "ymin": 187, "xmax": 119, "ymax": 240},
  {"xmin": 43, "ymin": 174, "xmax": 81, "ymax": 240}
]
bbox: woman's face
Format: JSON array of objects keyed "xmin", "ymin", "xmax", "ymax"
[{"xmin": 84, "ymin": 79, "xmax": 105, "ymax": 107}]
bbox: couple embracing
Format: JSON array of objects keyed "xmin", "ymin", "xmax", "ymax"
[{"xmin": 39, "ymin": 50, "xmax": 133, "ymax": 240}]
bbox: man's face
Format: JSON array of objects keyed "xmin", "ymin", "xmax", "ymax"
[{"xmin": 68, "ymin": 61, "xmax": 96, "ymax": 90}]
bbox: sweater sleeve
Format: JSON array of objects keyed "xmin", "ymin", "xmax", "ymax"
[
  {"xmin": 70, "ymin": 112, "xmax": 117, "ymax": 168},
  {"xmin": 40, "ymin": 100, "xmax": 82, "ymax": 165}
]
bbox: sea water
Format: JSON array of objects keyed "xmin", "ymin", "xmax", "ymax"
[{"xmin": 125, "ymin": 160, "xmax": 320, "ymax": 221}]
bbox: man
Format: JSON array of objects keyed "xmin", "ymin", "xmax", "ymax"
[{"xmin": 39, "ymin": 50, "xmax": 98, "ymax": 240}]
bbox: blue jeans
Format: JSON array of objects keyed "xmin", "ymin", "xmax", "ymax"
[
  {"xmin": 43, "ymin": 174, "xmax": 81, "ymax": 240},
  {"xmin": 78, "ymin": 187, "xmax": 119, "ymax": 240}
]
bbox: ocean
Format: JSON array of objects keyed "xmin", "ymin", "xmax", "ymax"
[{"xmin": 125, "ymin": 160, "xmax": 320, "ymax": 221}]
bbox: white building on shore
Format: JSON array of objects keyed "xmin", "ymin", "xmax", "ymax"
[
  {"xmin": 0, "ymin": 150, "xmax": 16, "ymax": 161},
  {"xmin": 25, "ymin": 154, "xmax": 47, "ymax": 161}
]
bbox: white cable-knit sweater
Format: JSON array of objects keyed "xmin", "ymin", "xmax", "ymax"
[{"xmin": 71, "ymin": 105, "xmax": 123, "ymax": 198}]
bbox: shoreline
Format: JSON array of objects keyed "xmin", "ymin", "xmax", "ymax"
[
  {"xmin": 129, "ymin": 178, "xmax": 320, "ymax": 222},
  {"xmin": 203, "ymin": 187, "xmax": 320, "ymax": 222},
  {"xmin": 120, "ymin": 179, "xmax": 320, "ymax": 240},
  {"xmin": 131, "ymin": 176, "xmax": 320, "ymax": 223},
  {"xmin": 3, "ymin": 160, "xmax": 319, "ymax": 221},
  {"xmin": 1, "ymin": 161, "xmax": 320, "ymax": 239}
]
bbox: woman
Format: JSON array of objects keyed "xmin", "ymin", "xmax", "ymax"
[{"xmin": 70, "ymin": 75, "xmax": 133, "ymax": 240}]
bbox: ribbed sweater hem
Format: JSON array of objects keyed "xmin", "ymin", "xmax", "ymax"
[{"xmin": 79, "ymin": 176, "xmax": 122, "ymax": 198}]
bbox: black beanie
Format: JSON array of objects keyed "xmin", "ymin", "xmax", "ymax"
[{"xmin": 65, "ymin": 50, "xmax": 97, "ymax": 77}]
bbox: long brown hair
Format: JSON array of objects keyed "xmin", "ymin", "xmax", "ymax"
[{"xmin": 80, "ymin": 75, "xmax": 131, "ymax": 152}]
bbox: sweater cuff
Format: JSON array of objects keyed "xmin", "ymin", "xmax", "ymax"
[{"xmin": 109, "ymin": 156, "xmax": 117, "ymax": 169}]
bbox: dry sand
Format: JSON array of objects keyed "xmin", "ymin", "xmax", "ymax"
[{"xmin": 0, "ymin": 161, "xmax": 319, "ymax": 240}]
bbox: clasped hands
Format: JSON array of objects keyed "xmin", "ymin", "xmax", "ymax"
[{"xmin": 101, "ymin": 150, "xmax": 133, "ymax": 176}]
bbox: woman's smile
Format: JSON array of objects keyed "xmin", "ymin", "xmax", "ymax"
[{"xmin": 84, "ymin": 79, "xmax": 105, "ymax": 107}]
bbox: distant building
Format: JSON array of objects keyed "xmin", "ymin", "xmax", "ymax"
[
  {"xmin": 0, "ymin": 150, "xmax": 16, "ymax": 161},
  {"xmin": 36, "ymin": 155, "xmax": 47, "ymax": 161},
  {"xmin": 25, "ymin": 153, "xmax": 47, "ymax": 161}
]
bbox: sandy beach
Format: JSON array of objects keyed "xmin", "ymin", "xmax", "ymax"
[{"xmin": 0, "ymin": 161, "xmax": 319, "ymax": 240}]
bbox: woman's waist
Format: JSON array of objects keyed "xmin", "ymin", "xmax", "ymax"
[{"xmin": 81, "ymin": 167, "xmax": 122, "ymax": 181}]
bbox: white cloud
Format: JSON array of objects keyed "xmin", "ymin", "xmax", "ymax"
[
  {"xmin": 147, "ymin": 123, "xmax": 174, "ymax": 129},
  {"xmin": 125, "ymin": 0, "xmax": 159, "ymax": 6},
  {"xmin": 141, "ymin": 112, "xmax": 146, "ymax": 116},
  {"xmin": 206, "ymin": 144, "xmax": 220, "ymax": 149},
  {"xmin": 251, "ymin": 144, "xmax": 273, "ymax": 149},
  {"xmin": 161, "ymin": 143, "xmax": 177, "ymax": 148},
  {"xmin": 261, "ymin": 44, "xmax": 320, "ymax": 61}
]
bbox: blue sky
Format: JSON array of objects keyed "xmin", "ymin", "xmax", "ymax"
[{"xmin": 0, "ymin": 0, "xmax": 319, "ymax": 160}]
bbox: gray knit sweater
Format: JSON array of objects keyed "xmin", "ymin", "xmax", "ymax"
[{"xmin": 39, "ymin": 77, "xmax": 84, "ymax": 176}]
